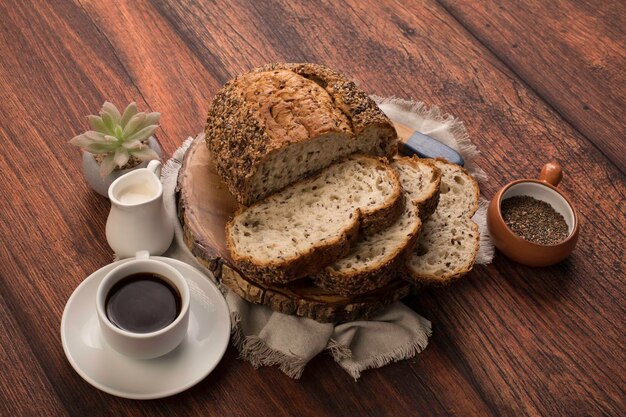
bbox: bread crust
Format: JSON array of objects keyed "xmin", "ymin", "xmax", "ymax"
[
  {"xmin": 402, "ymin": 222, "xmax": 480, "ymax": 286},
  {"xmin": 225, "ymin": 155, "xmax": 403, "ymax": 284},
  {"xmin": 205, "ymin": 63, "xmax": 397, "ymax": 205},
  {"xmin": 312, "ymin": 202, "xmax": 422, "ymax": 296},
  {"xmin": 259, "ymin": 63, "xmax": 397, "ymax": 154},
  {"xmin": 395, "ymin": 156, "xmax": 442, "ymax": 220},
  {"xmin": 227, "ymin": 218, "xmax": 360, "ymax": 285},
  {"xmin": 311, "ymin": 157, "xmax": 442, "ymax": 295},
  {"xmin": 358, "ymin": 162, "xmax": 405, "ymax": 235},
  {"xmin": 402, "ymin": 158, "xmax": 480, "ymax": 286}
]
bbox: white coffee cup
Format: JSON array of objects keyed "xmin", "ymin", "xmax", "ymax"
[{"xmin": 96, "ymin": 251, "xmax": 190, "ymax": 359}]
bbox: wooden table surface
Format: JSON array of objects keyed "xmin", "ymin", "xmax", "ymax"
[{"xmin": 1, "ymin": 1, "xmax": 624, "ymax": 416}]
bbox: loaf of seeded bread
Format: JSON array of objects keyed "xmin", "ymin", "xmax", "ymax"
[
  {"xmin": 403, "ymin": 159, "xmax": 480, "ymax": 285},
  {"xmin": 226, "ymin": 155, "xmax": 404, "ymax": 284},
  {"xmin": 205, "ymin": 63, "xmax": 398, "ymax": 205},
  {"xmin": 312, "ymin": 157, "xmax": 441, "ymax": 295}
]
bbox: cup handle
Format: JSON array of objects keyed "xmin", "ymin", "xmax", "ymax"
[
  {"xmin": 147, "ymin": 160, "xmax": 162, "ymax": 178},
  {"xmin": 539, "ymin": 161, "xmax": 562, "ymax": 187},
  {"xmin": 136, "ymin": 250, "xmax": 150, "ymax": 260}
]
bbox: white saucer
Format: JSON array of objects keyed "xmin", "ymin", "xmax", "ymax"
[{"xmin": 61, "ymin": 257, "xmax": 230, "ymax": 400}]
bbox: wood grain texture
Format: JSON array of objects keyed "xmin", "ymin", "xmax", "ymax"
[
  {"xmin": 437, "ymin": 0, "xmax": 626, "ymax": 171},
  {"xmin": 0, "ymin": 0, "xmax": 624, "ymax": 416},
  {"xmin": 0, "ymin": 292, "xmax": 68, "ymax": 417}
]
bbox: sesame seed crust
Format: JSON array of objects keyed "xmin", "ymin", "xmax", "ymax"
[{"xmin": 205, "ymin": 63, "xmax": 397, "ymax": 205}]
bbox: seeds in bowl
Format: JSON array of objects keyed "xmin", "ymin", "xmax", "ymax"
[{"xmin": 501, "ymin": 196, "xmax": 569, "ymax": 245}]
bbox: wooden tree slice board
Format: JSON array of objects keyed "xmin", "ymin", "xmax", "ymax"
[{"xmin": 176, "ymin": 135, "xmax": 412, "ymax": 323}]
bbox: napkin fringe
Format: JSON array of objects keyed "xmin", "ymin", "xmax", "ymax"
[
  {"xmin": 230, "ymin": 312, "xmax": 307, "ymax": 379},
  {"xmin": 337, "ymin": 317, "xmax": 433, "ymax": 380},
  {"xmin": 162, "ymin": 136, "xmax": 194, "ymax": 182},
  {"xmin": 372, "ymin": 96, "xmax": 487, "ymax": 182},
  {"xmin": 326, "ymin": 338, "xmax": 352, "ymax": 360}
]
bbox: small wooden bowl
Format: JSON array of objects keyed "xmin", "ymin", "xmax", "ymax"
[{"xmin": 487, "ymin": 162, "xmax": 580, "ymax": 266}]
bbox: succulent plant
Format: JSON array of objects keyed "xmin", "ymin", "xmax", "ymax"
[{"xmin": 70, "ymin": 101, "xmax": 161, "ymax": 177}]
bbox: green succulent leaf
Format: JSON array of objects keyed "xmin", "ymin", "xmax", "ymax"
[
  {"xmin": 113, "ymin": 148, "xmax": 130, "ymax": 167},
  {"xmin": 101, "ymin": 101, "xmax": 122, "ymax": 124},
  {"xmin": 122, "ymin": 112, "xmax": 147, "ymax": 136},
  {"xmin": 122, "ymin": 139, "xmax": 144, "ymax": 150},
  {"xmin": 99, "ymin": 153, "xmax": 117, "ymax": 177},
  {"xmin": 120, "ymin": 102, "xmax": 138, "ymax": 127},
  {"xmin": 69, "ymin": 134, "xmax": 94, "ymax": 148},
  {"xmin": 84, "ymin": 130, "xmax": 106, "ymax": 141},
  {"xmin": 145, "ymin": 112, "xmax": 161, "ymax": 126},
  {"xmin": 103, "ymin": 134, "xmax": 120, "ymax": 143},
  {"xmin": 126, "ymin": 124, "xmax": 158, "ymax": 142},
  {"xmin": 100, "ymin": 112, "xmax": 116, "ymax": 133},
  {"xmin": 130, "ymin": 146, "xmax": 159, "ymax": 161},
  {"xmin": 87, "ymin": 115, "xmax": 109, "ymax": 133},
  {"xmin": 84, "ymin": 142, "xmax": 118, "ymax": 154},
  {"xmin": 114, "ymin": 125, "xmax": 124, "ymax": 139}
]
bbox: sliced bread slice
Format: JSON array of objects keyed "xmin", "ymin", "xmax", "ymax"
[
  {"xmin": 394, "ymin": 157, "xmax": 441, "ymax": 220},
  {"xmin": 226, "ymin": 155, "xmax": 404, "ymax": 284},
  {"xmin": 403, "ymin": 159, "xmax": 480, "ymax": 286},
  {"xmin": 312, "ymin": 157, "xmax": 441, "ymax": 295}
]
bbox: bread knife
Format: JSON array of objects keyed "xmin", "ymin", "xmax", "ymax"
[{"xmin": 392, "ymin": 121, "xmax": 465, "ymax": 167}]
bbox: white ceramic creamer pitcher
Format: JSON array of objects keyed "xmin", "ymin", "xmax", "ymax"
[{"xmin": 106, "ymin": 160, "xmax": 174, "ymax": 258}]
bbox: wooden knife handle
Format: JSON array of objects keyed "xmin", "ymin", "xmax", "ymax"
[{"xmin": 392, "ymin": 121, "xmax": 465, "ymax": 166}]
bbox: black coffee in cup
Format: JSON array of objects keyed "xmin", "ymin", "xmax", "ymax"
[{"xmin": 105, "ymin": 273, "xmax": 181, "ymax": 333}]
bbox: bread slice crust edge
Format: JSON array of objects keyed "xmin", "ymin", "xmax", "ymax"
[
  {"xmin": 402, "ymin": 158, "xmax": 480, "ymax": 286},
  {"xmin": 312, "ymin": 157, "xmax": 442, "ymax": 295},
  {"xmin": 226, "ymin": 155, "xmax": 404, "ymax": 284}
]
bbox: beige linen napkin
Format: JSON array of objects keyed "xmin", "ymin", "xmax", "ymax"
[{"xmin": 153, "ymin": 99, "xmax": 493, "ymax": 379}]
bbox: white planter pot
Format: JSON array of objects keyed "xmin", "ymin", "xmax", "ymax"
[{"xmin": 81, "ymin": 136, "xmax": 163, "ymax": 197}]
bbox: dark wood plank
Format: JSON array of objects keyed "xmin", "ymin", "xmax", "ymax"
[
  {"xmin": 0, "ymin": 0, "xmax": 624, "ymax": 416},
  {"xmin": 437, "ymin": 0, "xmax": 626, "ymax": 171},
  {"xmin": 0, "ymin": 1, "xmax": 178, "ymax": 415},
  {"xmin": 0, "ymin": 291, "xmax": 68, "ymax": 417}
]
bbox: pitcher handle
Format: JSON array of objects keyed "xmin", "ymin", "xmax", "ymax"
[{"xmin": 147, "ymin": 160, "xmax": 162, "ymax": 178}]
